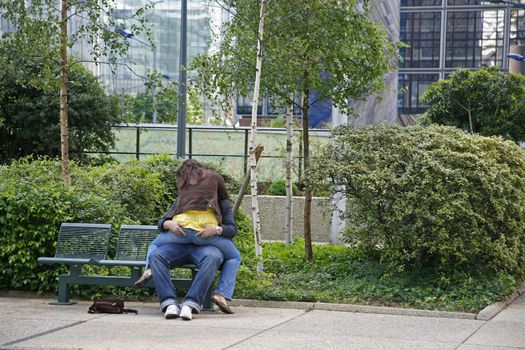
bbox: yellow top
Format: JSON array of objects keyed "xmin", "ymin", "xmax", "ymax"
[{"xmin": 172, "ymin": 208, "xmax": 219, "ymax": 231}]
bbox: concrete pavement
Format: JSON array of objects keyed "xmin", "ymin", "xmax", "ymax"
[{"xmin": 0, "ymin": 294, "xmax": 524, "ymax": 350}]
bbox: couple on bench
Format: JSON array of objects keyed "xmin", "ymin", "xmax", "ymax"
[{"xmin": 134, "ymin": 159, "xmax": 240, "ymax": 321}]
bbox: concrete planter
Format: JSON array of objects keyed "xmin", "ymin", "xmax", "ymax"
[{"xmin": 239, "ymin": 195, "xmax": 333, "ymax": 243}]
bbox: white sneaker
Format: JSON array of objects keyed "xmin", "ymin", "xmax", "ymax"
[
  {"xmin": 180, "ymin": 305, "xmax": 193, "ymax": 320},
  {"xmin": 164, "ymin": 304, "xmax": 181, "ymax": 319}
]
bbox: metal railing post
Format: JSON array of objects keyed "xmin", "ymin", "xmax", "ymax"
[
  {"xmin": 136, "ymin": 127, "xmax": 141, "ymax": 160},
  {"xmin": 188, "ymin": 127, "xmax": 193, "ymax": 159},
  {"xmin": 243, "ymin": 129, "xmax": 249, "ymax": 175}
]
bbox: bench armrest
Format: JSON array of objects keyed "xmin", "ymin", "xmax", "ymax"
[{"xmin": 37, "ymin": 257, "xmax": 98, "ymax": 265}]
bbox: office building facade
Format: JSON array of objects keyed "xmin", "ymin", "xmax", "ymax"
[
  {"xmin": 98, "ymin": 0, "xmax": 226, "ymax": 96},
  {"xmin": 398, "ymin": 0, "xmax": 525, "ymax": 117}
]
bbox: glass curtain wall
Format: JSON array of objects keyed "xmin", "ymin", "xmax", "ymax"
[
  {"xmin": 97, "ymin": 0, "xmax": 223, "ymax": 96},
  {"xmin": 399, "ymin": 0, "xmax": 518, "ymax": 115}
]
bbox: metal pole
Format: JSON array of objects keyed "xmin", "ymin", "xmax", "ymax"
[
  {"xmin": 188, "ymin": 127, "xmax": 193, "ymax": 159},
  {"xmin": 135, "ymin": 127, "xmax": 141, "ymax": 160},
  {"xmin": 152, "ymin": 47, "xmax": 158, "ymax": 123},
  {"xmin": 243, "ymin": 129, "xmax": 249, "ymax": 175},
  {"xmin": 176, "ymin": 0, "xmax": 187, "ymax": 158}
]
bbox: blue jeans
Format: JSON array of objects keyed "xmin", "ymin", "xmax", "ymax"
[
  {"xmin": 150, "ymin": 243, "xmax": 224, "ymax": 312},
  {"xmin": 146, "ymin": 227, "xmax": 240, "ymax": 300}
]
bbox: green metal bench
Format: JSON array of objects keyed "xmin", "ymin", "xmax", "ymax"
[{"xmin": 38, "ymin": 223, "xmax": 212, "ymax": 310}]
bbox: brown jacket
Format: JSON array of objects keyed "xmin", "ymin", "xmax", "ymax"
[{"xmin": 169, "ymin": 170, "xmax": 228, "ymax": 223}]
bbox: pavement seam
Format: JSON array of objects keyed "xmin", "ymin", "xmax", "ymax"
[
  {"xmin": 1, "ymin": 315, "xmax": 107, "ymax": 348},
  {"xmin": 220, "ymin": 307, "xmax": 313, "ymax": 350},
  {"xmin": 453, "ymin": 319, "xmax": 487, "ymax": 350}
]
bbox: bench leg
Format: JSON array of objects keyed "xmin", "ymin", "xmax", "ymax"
[
  {"xmin": 48, "ymin": 275, "xmax": 75, "ymax": 305},
  {"xmin": 49, "ymin": 267, "xmax": 78, "ymax": 305}
]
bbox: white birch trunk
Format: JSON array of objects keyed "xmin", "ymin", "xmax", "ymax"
[
  {"xmin": 249, "ymin": 0, "xmax": 266, "ymax": 275},
  {"xmin": 60, "ymin": 0, "xmax": 71, "ymax": 187},
  {"xmin": 285, "ymin": 93, "xmax": 294, "ymax": 245}
]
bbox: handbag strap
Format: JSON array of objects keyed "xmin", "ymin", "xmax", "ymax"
[{"xmin": 122, "ymin": 308, "xmax": 138, "ymax": 314}]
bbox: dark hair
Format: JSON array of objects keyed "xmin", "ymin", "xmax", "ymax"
[{"xmin": 176, "ymin": 159, "xmax": 206, "ymax": 189}]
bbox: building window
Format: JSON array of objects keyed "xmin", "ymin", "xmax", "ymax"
[
  {"xmin": 510, "ymin": 9, "xmax": 525, "ymax": 46},
  {"xmin": 400, "ymin": 12, "xmax": 442, "ymax": 68},
  {"xmin": 398, "ymin": 74, "xmax": 439, "ymax": 115},
  {"xmin": 236, "ymin": 94, "xmax": 262, "ymax": 115},
  {"xmin": 446, "ymin": 10, "xmax": 505, "ymax": 68},
  {"xmin": 447, "ymin": 0, "xmax": 489, "ymax": 6},
  {"xmin": 401, "ymin": 0, "xmax": 442, "ymax": 7},
  {"xmin": 266, "ymin": 95, "xmax": 303, "ymax": 116},
  {"xmin": 267, "ymin": 98, "xmax": 286, "ymax": 116}
]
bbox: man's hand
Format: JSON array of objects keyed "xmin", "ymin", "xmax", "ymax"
[
  {"xmin": 197, "ymin": 225, "xmax": 220, "ymax": 237},
  {"xmin": 164, "ymin": 220, "xmax": 185, "ymax": 236}
]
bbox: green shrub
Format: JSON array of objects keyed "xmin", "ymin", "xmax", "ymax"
[
  {"xmin": 270, "ymin": 115, "xmax": 285, "ymax": 128},
  {"xmin": 234, "ymin": 237, "xmax": 518, "ymax": 311},
  {"xmin": 309, "ymin": 125, "xmax": 525, "ymax": 279},
  {"xmin": 141, "ymin": 154, "xmax": 181, "ymax": 205},
  {"xmin": 0, "ymin": 156, "xmax": 250, "ymax": 294},
  {"xmin": 0, "ymin": 158, "xmax": 126, "ymax": 291},
  {"xmin": 266, "ymin": 178, "xmax": 298, "ymax": 196}
]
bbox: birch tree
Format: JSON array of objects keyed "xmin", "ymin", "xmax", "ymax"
[
  {"xmin": 285, "ymin": 93, "xmax": 294, "ymax": 245},
  {"xmin": 0, "ymin": 0, "xmax": 153, "ymax": 185},
  {"xmin": 248, "ymin": 0, "xmax": 267, "ymax": 274}
]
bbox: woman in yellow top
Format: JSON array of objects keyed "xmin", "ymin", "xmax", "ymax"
[{"xmin": 137, "ymin": 159, "xmax": 239, "ymax": 315}]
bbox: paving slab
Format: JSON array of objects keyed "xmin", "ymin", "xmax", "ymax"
[
  {"xmin": 458, "ymin": 346, "xmax": 525, "ymax": 350},
  {"xmin": 266, "ymin": 309, "xmax": 483, "ymax": 343},
  {"xmin": 227, "ymin": 329, "xmax": 459, "ymax": 350},
  {"xmin": 10, "ymin": 320, "xmax": 260, "ymax": 350},
  {"xmin": 463, "ymin": 320, "xmax": 525, "ymax": 349},
  {"xmin": 0, "ymin": 319, "xmax": 79, "ymax": 347},
  {"xmin": 462, "ymin": 293, "xmax": 525, "ymax": 350},
  {"xmin": 1, "ymin": 295, "xmax": 525, "ymax": 350}
]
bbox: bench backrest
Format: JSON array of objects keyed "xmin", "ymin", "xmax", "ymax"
[
  {"xmin": 115, "ymin": 225, "xmax": 160, "ymax": 261},
  {"xmin": 55, "ymin": 223, "xmax": 112, "ymax": 260}
]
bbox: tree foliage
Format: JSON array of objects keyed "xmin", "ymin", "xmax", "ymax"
[
  {"xmin": 0, "ymin": 0, "xmax": 153, "ymax": 77},
  {"xmin": 309, "ymin": 125, "xmax": 525, "ymax": 279},
  {"xmin": 193, "ymin": 0, "xmax": 398, "ymax": 115},
  {"xmin": 421, "ymin": 67, "xmax": 525, "ymax": 142},
  {"xmin": 0, "ymin": 45, "xmax": 121, "ymax": 163},
  {"xmin": 0, "ymin": 0, "xmax": 153, "ymax": 184}
]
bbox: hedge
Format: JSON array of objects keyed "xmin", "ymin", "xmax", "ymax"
[
  {"xmin": 0, "ymin": 155, "xmax": 243, "ymax": 293},
  {"xmin": 309, "ymin": 125, "xmax": 525, "ymax": 280}
]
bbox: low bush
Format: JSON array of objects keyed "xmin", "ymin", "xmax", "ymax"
[
  {"xmin": 309, "ymin": 125, "xmax": 525, "ymax": 281},
  {"xmin": 236, "ymin": 238, "xmax": 517, "ymax": 312},
  {"xmin": 0, "ymin": 156, "xmax": 185, "ymax": 292},
  {"xmin": 0, "ymin": 158, "xmax": 127, "ymax": 291},
  {"xmin": 266, "ymin": 178, "xmax": 298, "ymax": 196}
]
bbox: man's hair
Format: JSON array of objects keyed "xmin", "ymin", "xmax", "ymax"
[{"xmin": 176, "ymin": 159, "xmax": 207, "ymax": 189}]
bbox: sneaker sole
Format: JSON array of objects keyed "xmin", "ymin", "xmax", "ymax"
[{"xmin": 165, "ymin": 313, "xmax": 180, "ymax": 319}]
